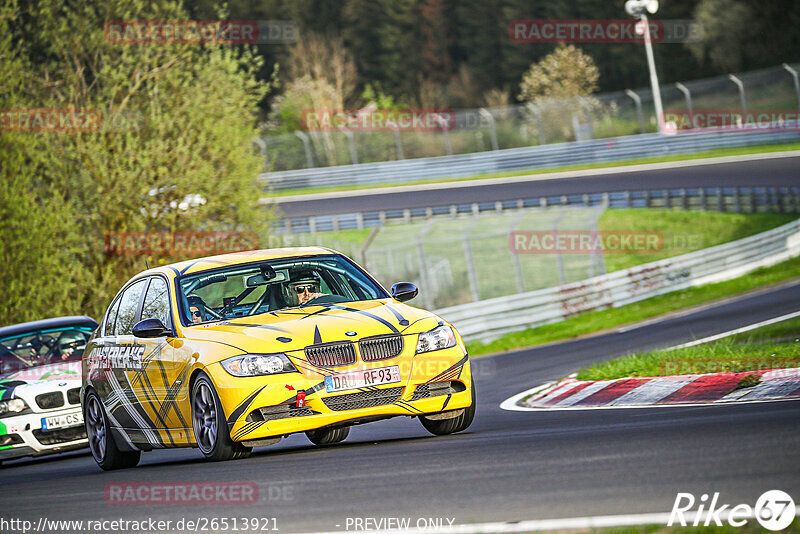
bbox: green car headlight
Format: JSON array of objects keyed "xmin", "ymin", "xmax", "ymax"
[
  {"xmin": 0, "ymin": 398, "xmax": 29, "ymax": 417},
  {"xmin": 416, "ymin": 325, "xmax": 457, "ymax": 354},
  {"xmin": 221, "ymin": 353, "xmax": 297, "ymax": 377}
]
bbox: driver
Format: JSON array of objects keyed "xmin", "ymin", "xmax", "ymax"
[
  {"xmin": 286, "ymin": 270, "xmax": 326, "ymax": 306},
  {"xmin": 53, "ymin": 331, "xmax": 86, "ymax": 362},
  {"xmin": 187, "ymin": 295, "xmax": 208, "ymax": 324}
]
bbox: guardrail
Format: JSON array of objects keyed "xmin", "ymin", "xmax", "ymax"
[
  {"xmin": 275, "ymin": 185, "xmax": 800, "ymax": 233},
  {"xmin": 437, "ymin": 219, "xmax": 800, "ymax": 343},
  {"xmin": 263, "ymin": 129, "xmax": 800, "ymax": 192}
]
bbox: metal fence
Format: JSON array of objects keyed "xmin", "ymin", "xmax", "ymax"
[
  {"xmin": 275, "ymin": 184, "xmax": 800, "ymax": 234},
  {"xmin": 437, "ymin": 218, "xmax": 800, "ymax": 343},
  {"xmin": 260, "ymin": 63, "xmax": 800, "ymax": 180},
  {"xmin": 263, "ymin": 128, "xmax": 800, "ymax": 194},
  {"xmin": 269, "ymin": 206, "xmax": 607, "ymax": 310}
]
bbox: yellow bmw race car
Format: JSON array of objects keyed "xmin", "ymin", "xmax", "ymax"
[{"xmin": 81, "ymin": 247, "xmax": 475, "ymax": 470}]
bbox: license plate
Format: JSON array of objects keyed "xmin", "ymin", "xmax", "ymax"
[
  {"xmin": 41, "ymin": 412, "xmax": 83, "ymax": 430},
  {"xmin": 324, "ymin": 365, "xmax": 401, "ymax": 393}
]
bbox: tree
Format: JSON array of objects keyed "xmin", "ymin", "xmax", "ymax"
[
  {"xmin": 518, "ymin": 44, "xmax": 599, "ymax": 103},
  {"xmin": 2, "ymin": 0, "xmax": 273, "ymax": 321},
  {"xmin": 689, "ymin": 0, "xmax": 753, "ymax": 72}
]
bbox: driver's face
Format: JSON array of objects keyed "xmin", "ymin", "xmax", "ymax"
[
  {"xmin": 294, "ymin": 283, "xmax": 318, "ymax": 305},
  {"xmin": 190, "ymin": 306, "xmax": 203, "ymax": 323}
]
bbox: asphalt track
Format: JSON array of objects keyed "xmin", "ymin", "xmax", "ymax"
[
  {"xmin": 275, "ymin": 154, "xmax": 800, "ymax": 218},
  {"xmin": 2, "ymin": 281, "xmax": 800, "ymax": 533}
]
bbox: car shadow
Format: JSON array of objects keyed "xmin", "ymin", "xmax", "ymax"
[{"xmin": 1, "ymin": 448, "xmax": 92, "ymax": 469}]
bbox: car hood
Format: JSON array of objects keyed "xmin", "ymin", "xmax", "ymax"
[
  {"xmin": 182, "ymin": 299, "xmax": 443, "ymax": 354},
  {"xmin": 0, "ymin": 361, "xmax": 81, "ymax": 405}
]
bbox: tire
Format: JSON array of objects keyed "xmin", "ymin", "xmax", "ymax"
[
  {"xmin": 419, "ymin": 379, "xmax": 476, "ymax": 436},
  {"xmin": 306, "ymin": 425, "xmax": 350, "ymax": 446},
  {"xmin": 84, "ymin": 390, "xmax": 141, "ymax": 470},
  {"xmin": 191, "ymin": 374, "xmax": 251, "ymax": 462}
]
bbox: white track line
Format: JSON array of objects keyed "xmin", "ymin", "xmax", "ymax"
[
  {"xmin": 265, "ymin": 150, "xmax": 800, "ymax": 204},
  {"xmin": 665, "ymin": 309, "xmax": 800, "ymax": 351}
]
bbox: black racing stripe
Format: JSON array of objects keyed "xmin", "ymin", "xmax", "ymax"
[
  {"xmin": 156, "ymin": 363, "xmax": 190, "ymax": 428},
  {"xmin": 394, "ymin": 401, "xmax": 421, "ymax": 414},
  {"xmin": 179, "ymin": 258, "xmax": 228, "ymax": 275},
  {"xmin": 441, "ymin": 394, "xmax": 452, "ymax": 411},
  {"xmin": 226, "ymin": 385, "xmax": 267, "ymax": 426},
  {"xmin": 313, "ymin": 326, "xmax": 322, "ymax": 344},
  {"xmin": 383, "ymin": 304, "xmax": 410, "ymax": 326},
  {"xmin": 232, "ymin": 421, "xmax": 266, "ymax": 441},
  {"xmin": 425, "ymin": 355, "xmax": 468, "ymax": 384},
  {"xmin": 133, "ymin": 364, "xmax": 176, "ymax": 446}
]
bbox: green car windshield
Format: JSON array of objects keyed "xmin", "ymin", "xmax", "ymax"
[{"xmin": 177, "ymin": 255, "xmax": 389, "ymax": 325}]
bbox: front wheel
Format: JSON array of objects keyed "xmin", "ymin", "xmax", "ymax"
[
  {"xmin": 306, "ymin": 426, "xmax": 350, "ymax": 446},
  {"xmin": 419, "ymin": 380, "xmax": 476, "ymax": 436},
  {"xmin": 84, "ymin": 390, "xmax": 141, "ymax": 470},
  {"xmin": 191, "ymin": 374, "xmax": 251, "ymax": 462}
]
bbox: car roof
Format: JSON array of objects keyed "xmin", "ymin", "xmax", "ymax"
[
  {"xmin": 144, "ymin": 247, "xmax": 338, "ymax": 278},
  {"xmin": 0, "ymin": 316, "xmax": 99, "ymax": 338}
]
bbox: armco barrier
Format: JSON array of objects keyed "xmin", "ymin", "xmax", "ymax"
[
  {"xmin": 263, "ymin": 129, "xmax": 800, "ymax": 192},
  {"xmin": 437, "ymin": 219, "xmax": 800, "ymax": 343},
  {"xmin": 275, "ymin": 185, "xmax": 800, "ymax": 233}
]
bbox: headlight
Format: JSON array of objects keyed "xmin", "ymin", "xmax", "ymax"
[
  {"xmin": 416, "ymin": 325, "xmax": 457, "ymax": 353},
  {"xmin": 0, "ymin": 398, "xmax": 29, "ymax": 417},
  {"xmin": 221, "ymin": 353, "xmax": 297, "ymax": 377}
]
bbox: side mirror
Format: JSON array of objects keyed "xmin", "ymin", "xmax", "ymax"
[
  {"xmin": 132, "ymin": 318, "xmax": 172, "ymax": 338},
  {"xmin": 391, "ymin": 282, "xmax": 418, "ymax": 302}
]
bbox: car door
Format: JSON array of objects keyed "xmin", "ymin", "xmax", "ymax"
[
  {"xmin": 102, "ymin": 278, "xmax": 157, "ymax": 443},
  {"xmin": 135, "ymin": 276, "xmax": 187, "ymax": 439}
]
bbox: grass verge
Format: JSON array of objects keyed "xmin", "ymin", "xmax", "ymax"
[
  {"xmin": 267, "ymin": 142, "xmax": 800, "ymax": 199},
  {"xmin": 577, "ymin": 315, "xmax": 800, "ymax": 380},
  {"xmin": 598, "ymin": 210, "xmax": 797, "ymax": 272},
  {"xmin": 465, "ymin": 255, "xmax": 800, "ymax": 357}
]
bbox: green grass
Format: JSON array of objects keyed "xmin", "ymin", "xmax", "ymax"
[
  {"xmin": 729, "ymin": 316, "xmax": 800, "ymax": 343},
  {"xmin": 265, "ymin": 141, "xmax": 800, "ymax": 199},
  {"xmin": 576, "ymin": 339, "xmax": 800, "ymax": 381},
  {"xmin": 465, "ymin": 255, "xmax": 800, "ymax": 357},
  {"xmin": 597, "ymin": 210, "xmax": 798, "ymax": 272}
]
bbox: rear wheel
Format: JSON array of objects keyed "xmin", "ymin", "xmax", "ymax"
[
  {"xmin": 419, "ymin": 379, "xmax": 476, "ymax": 436},
  {"xmin": 84, "ymin": 390, "xmax": 141, "ymax": 470},
  {"xmin": 306, "ymin": 426, "xmax": 350, "ymax": 446},
  {"xmin": 191, "ymin": 374, "xmax": 251, "ymax": 461}
]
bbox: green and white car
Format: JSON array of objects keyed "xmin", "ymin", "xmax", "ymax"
[{"xmin": 0, "ymin": 316, "xmax": 97, "ymax": 464}]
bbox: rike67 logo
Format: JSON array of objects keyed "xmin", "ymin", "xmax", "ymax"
[{"xmin": 669, "ymin": 490, "xmax": 796, "ymax": 530}]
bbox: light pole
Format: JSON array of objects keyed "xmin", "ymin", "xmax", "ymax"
[{"xmin": 625, "ymin": 0, "xmax": 664, "ymax": 133}]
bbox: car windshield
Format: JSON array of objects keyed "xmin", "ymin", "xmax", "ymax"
[
  {"xmin": 177, "ymin": 254, "xmax": 388, "ymax": 325},
  {"xmin": 0, "ymin": 326, "xmax": 94, "ymax": 376}
]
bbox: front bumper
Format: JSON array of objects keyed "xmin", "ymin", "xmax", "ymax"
[
  {"xmin": 210, "ymin": 348, "xmax": 472, "ymax": 443},
  {"xmin": 0, "ymin": 406, "xmax": 87, "ymax": 461}
]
